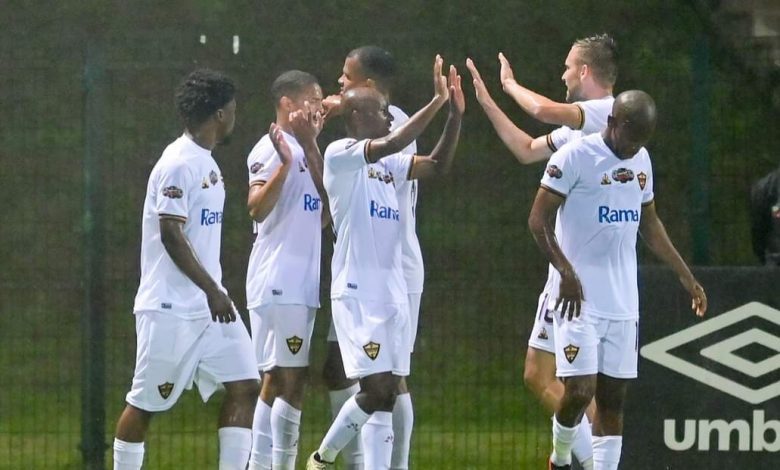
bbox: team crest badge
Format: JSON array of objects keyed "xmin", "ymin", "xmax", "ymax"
[
  {"xmin": 201, "ymin": 177, "xmax": 209, "ymax": 189},
  {"xmin": 537, "ymin": 327, "xmax": 549, "ymax": 340},
  {"xmin": 600, "ymin": 173, "xmax": 611, "ymax": 185},
  {"xmin": 563, "ymin": 344, "xmax": 580, "ymax": 364},
  {"xmin": 162, "ymin": 186, "xmax": 183, "ymax": 199},
  {"xmin": 250, "ymin": 162, "xmax": 264, "ymax": 174},
  {"xmin": 158, "ymin": 382, "xmax": 174, "ymax": 399},
  {"xmin": 638, "ymin": 172, "xmax": 647, "ymax": 190},
  {"xmin": 363, "ymin": 341, "xmax": 381, "ymax": 360},
  {"xmin": 546, "ymin": 165, "xmax": 563, "ymax": 179},
  {"xmin": 286, "ymin": 336, "xmax": 303, "ymax": 355},
  {"xmin": 209, "ymin": 170, "xmax": 219, "ymax": 185},
  {"xmin": 611, "ymin": 168, "xmax": 635, "ymax": 183}
]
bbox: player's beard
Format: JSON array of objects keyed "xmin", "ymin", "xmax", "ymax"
[{"xmin": 566, "ymin": 84, "xmax": 584, "ymax": 103}]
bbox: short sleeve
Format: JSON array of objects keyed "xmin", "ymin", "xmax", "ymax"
[
  {"xmin": 383, "ymin": 152, "xmax": 414, "ymax": 183},
  {"xmin": 247, "ymin": 136, "xmax": 280, "ymax": 185},
  {"xmin": 540, "ymin": 146, "xmax": 579, "ymax": 198},
  {"xmin": 546, "ymin": 126, "xmax": 575, "ymax": 153},
  {"xmin": 578, "ymin": 99, "xmax": 611, "ymax": 135},
  {"xmin": 155, "ymin": 160, "xmax": 194, "ymax": 221},
  {"xmin": 324, "ymin": 138, "xmax": 369, "ymax": 174}
]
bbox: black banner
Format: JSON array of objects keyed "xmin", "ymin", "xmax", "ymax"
[{"xmin": 622, "ymin": 266, "xmax": 780, "ymax": 468}]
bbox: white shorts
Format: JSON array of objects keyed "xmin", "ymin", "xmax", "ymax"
[
  {"xmin": 250, "ymin": 305, "xmax": 316, "ymax": 372},
  {"xmin": 126, "ymin": 311, "xmax": 260, "ymax": 412},
  {"xmin": 527, "ymin": 292, "xmax": 556, "ymax": 354},
  {"xmin": 331, "ymin": 297, "xmax": 411, "ymax": 379},
  {"xmin": 553, "ymin": 313, "xmax": 639, "ymax": 379},
  {"xmin": 328, "ymin": 293, "xmax": 421, "ymax": 351}
]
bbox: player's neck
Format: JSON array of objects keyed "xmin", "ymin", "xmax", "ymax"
[
  {"xmin": 184, "ymin": 129, "xmax": 217, "ymax": 151},
  {"xmin": 583, "ymin": 87, "xmax": 612, "ymax": 101}
]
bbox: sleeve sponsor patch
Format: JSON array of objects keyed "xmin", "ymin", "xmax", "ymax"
[
  {"xmin": 546, "ymin": 165, "xmax": 563, "ymax": 179},
  {"xmin": 162, "ymin": 186, "xmax": 184, "ymax": 199},
  {"xmin": 250, "ymin": 162, "xmax": 264, "ymax": 174}
]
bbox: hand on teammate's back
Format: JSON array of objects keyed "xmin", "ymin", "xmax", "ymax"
[
  {"xmin": 269, "ymin": 123, "xmax": 293, "ymax": 166},
  {"xmin": 207, "ymin": 289, "xmax": 236, "ymax": 323}
]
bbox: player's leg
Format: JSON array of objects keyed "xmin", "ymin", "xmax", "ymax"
[
  {"xmin": 249, "ymin": 307, "xmax": 274, "ymax": 470},
  {"xmin": 266, "ymin": 305, "xmax": 316, "ymax": 469},
  {"xmin": 197, "ymin": 319, "xmax": 261, "ymax": 470},
  {"xmin": 114, "ymin": 311, "xmax": 201, "ymax": 470},
  {"xmin": 550, "ymin": 312, "xmax": 599, "ymax": 468},
  {"xmin": 390, "ymin": 292, "xmax": 419, "ymax": 470},
  {"xmin": 590, "ymin": 319, "xmax": 638, "ymax": 470},
  {"xmin": 526, "ymin": 293, "xmax": 594, "ymax": 468},
  {"xmin": 322, "ymin": 322, "xmax": 362, "ymax": 469}
]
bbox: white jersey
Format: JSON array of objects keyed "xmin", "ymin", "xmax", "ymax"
[
  {"xmin": 540, "ymin": 133, "xmax": 654, "ymax": 320},
  {"xmin": 324, "ymin": 137, "xmax": 413, "ymax": 304},
  {"xmin": 133, "ymin": 134, "xmax": 226, "ymax": 319},
  {"xmin": 546, "ymin": 96, "xmax": 614, "ymax": 153},
  {"xmin": 388, "ymin": 105, "xmax": 425, "ymax": 294},
  {"xmin": 245, "ymin": 131, "xmax": 322, "ymax": 310}
]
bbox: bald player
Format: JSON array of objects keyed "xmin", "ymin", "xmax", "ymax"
[
  {"xmin": 307, "ymin": 57, "xmax": 464, "ymax": 470},
  {"xmin": 528, "ymin": 90, "xmax": 707, "ymax": 470}
]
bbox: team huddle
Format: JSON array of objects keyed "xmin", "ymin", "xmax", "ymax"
[{"xmin": 111, "ymin": 37, "xmax": 708, "ymax": 470}]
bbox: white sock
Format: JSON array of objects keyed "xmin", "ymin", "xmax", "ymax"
[
  {"xmin": 592, "ymin": 435, "xmax": 622, "ymax": 470},
  {"xmin": 362, "ymin": 411, "xmax": 394, "ymax": 470},
  {"xmin": 113, "ymin": 438, "xmax": 144, "ymax": 470},
  {"xmin": 218, "ymin": 426, "xmax": 252, "ymax": 470},
  {"xmin": 390, "ymin": 393, "xmax": 413, "ymax": 469},
  {"xmin": 249, "ymin": 400, "xmax": 273, "ymax": 470},
  {"xmin": 329, "ymin": 384, "xmax": 364, "ymax": 467},
  {"xmin": 271, "ymin": 398, "xmax": 301, "ymax": 470},
  {"xmin": 318, "ymin": 395, "xmax": 370, "ymax": 463},
  {"xmin": 550, "ymin": 415, "xmax": 577, "ymax": 466},
  {"xmin": 572, "ymin": 414, "xmax": 594, "ymax": 469}
]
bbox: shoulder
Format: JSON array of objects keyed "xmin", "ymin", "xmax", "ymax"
[{"xmin": 325, "ymin": 137, "xmax": 363, "ymax": 158}]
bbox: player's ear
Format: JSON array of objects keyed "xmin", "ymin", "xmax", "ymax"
[
  {"xmin": 365, "ymin": 78, "xmax": 376, "ymax": 89},
  {"xmin": 279, "ymin": 96, "xmax": 293, "ymax": 112},
  {"xmin": 579, "ymin": 63, "xmax": 589, "ymax": 80}
]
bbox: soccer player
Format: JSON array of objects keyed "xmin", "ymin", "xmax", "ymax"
[
  {"xmin": 321, "ymin": 45, "xmax": 424, "ymax": 470},
  {"xmin": 467, "ymin": 34, "xmax": 618, "ymax": 468},
  {"xmin": 528, "ymin": 90, "xmax": 707, "ymax": 470},
  {"xmin": 112, "ymin": 69, "xmax": 260, "ymax": 470},
  {"xmin": 245, "ymin": 71, "xmax": 326, "ymax": 470},
  {"xmin": 306, "ymin": 56, "xmax": 464, "ymax": 470}
]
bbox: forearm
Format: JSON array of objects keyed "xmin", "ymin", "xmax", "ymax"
[
  {"xmin": 248, "ymin": 165, "xmax": 290, "ymax": 222},
  {"xmin": 503, "ymin": 81, "xmax": 557, "ymax": 120},
  {"xmin": 479, "ymin": 99, "xmax": 540, "ymax": 164},
  {"xmin": 369, "ymin": 96, "xmax": 446, "ymax": 161},
  {"xmin": 161, "ymin": 226, "xmax": 220, "ymax": 295},
  {"xmin": 529, "ymin": 212, "xmax": 574, "ymax": 276},
  {"xmin": 299, "ymin": 138, "xmax": 326, "ymax": 198},
  {"xmin": 427, "ymin": 113, "xmax": 462, "ymax": 175},
  {"xmin": 641, "ymin": 217, "xmax": 695, "ymax": 281}
]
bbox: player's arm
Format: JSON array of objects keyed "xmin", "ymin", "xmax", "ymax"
[
  {"xmin": 159, "ymin": 218, "xmax": 236, "ymax": 323},
  {"xmin": 528, "ymin": 186, "xmax": 583, "ymax": 319},
  {"xmin": 499, "ymin": 53, "xmax": 584, "ymax": 129},
  {"xmin": 289, "ymin": 106, "xmax": 331, "ymax": 228},
  {"xmin": 247, "ymin": 124, "xmax": 293, "ymax": 223},
  {"xmin": 366, "ymin": 55, "xmax": 449, "ymax": 163},
  {"xmin": 410, "ymin": 65, "xmax": 464, "ymax": 179},
  {"xmin": 466, "ymin": 58, "xmax": 553, "ymax": 165},
  {"xmin": 639, "ymin": 201, "xmax": 707, "ymax": 317}
]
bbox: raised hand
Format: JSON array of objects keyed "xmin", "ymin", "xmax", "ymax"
[
  {"xmin": 433, "ymin": 54, "xmax": 449, "ymax": 103},
  {"xmin": 448, "ymin": 64, "xmax": 465, "ymax": 115},
  {"xmin": 290, "ymin": 101, "xmax": 323, "ymax": 142},
  {"xmin": 498, "ymin": 52, "xmax": 517, "ymax": 89},
  {"xmin": 465, "ymin": 58, "xmax": 495, "ymax": 106},
  {"xmin": 322, "ymin": 94, "xmax": 342, "ymax": 119},
  {"xmin": 269, "ymin": 122, "xmax": 293, "ymax": 166}
]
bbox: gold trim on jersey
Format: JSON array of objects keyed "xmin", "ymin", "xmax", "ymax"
[
  {"xmin": 575, "ymin": 104, "xmax": 585, "ymax": 130},
  {"xmin": 407, "ymin": 155, "xmax": 417, "ymax": 180},
  {"xmin": 546, "ymin": 133, "xmax": 558, "ymax": 153},
  {"xmin": 540, "ymin": 184, "xmax": 567, "ymax": 199},
  {"xmin": 159, "ymin": 213, "xmax": 187, "ymax": 223}
]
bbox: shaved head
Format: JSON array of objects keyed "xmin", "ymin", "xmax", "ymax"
[
  {"xmin": 605, "ymin": 90, "xmax": 657, "ymax": 159},
  {"xmin": 342, "ymin": 87, "xmax": 393, "ymax": 139}
]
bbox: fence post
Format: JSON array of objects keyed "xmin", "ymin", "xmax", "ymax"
[
  {"xmin": 81, "ymin": 39, "xmax": 107, "ymax": 470},
  {"xmin": 691, "ymin": 33, "xmax": 711, "ymax": 264}
]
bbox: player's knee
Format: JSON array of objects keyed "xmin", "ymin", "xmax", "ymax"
[
  {"xmin": 523, "ymin": 365, "xmax": 548, "ymax": 396},
  {"xmin": 227, "ymin": 378, "xmax": 261, "ymax": 401},
  {"xmin": 563, "ymin": 381, "xmax": 596, "ymax": 408}
]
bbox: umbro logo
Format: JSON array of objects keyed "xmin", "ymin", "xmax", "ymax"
[{"xmin": 641, "ymin": 302, "xmax": 780, "ymax": 404}]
